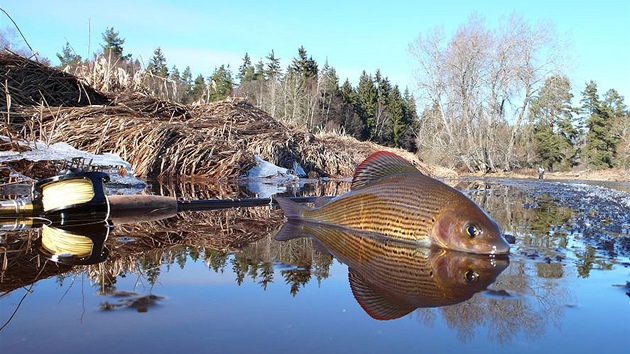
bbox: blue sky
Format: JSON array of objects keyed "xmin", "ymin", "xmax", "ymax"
[{"xmin": 3, "ymin": 0, "xmax": 629, "ymax": 103}]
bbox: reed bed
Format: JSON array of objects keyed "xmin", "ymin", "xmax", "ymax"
[
  {"xmin": 16, "ymin": 97, "xmax": 434, "ymax": 180},
  {"xmin": 2, "ymin": 52, "xmax": 448, "ymax": 181},
  {"xmin": 0, "ymin": 51, "xmax": 109, "ymax": 109}
]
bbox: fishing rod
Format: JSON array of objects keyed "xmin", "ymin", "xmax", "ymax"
[{"xmin": 0, "ymin": 169, "xmax": 320, "ymax": 223}]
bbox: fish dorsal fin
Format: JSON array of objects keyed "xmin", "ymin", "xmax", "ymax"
[
  {"xmin": 348, "ymin": 269, "xmax": 414, "ymax": 320},
  {"xmin": 351, "ymin": 151, "xmax": 421, "ymax": 190}
]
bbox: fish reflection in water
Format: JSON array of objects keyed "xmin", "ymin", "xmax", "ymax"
[{"xmin": 275, "ymin": 222, "xmax": 509, "ymax": 320}]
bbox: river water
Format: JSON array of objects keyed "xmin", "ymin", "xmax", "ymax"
[{"xmin": 0, "ymin": 177, "xmax": 629, "ymax": 353}]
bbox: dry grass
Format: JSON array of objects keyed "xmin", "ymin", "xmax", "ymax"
[
  {"xmin": 0, "ymin": 51, "xmax": 109, "ymax": 109},
  {"xmin": 13, "ymin": 96, "xmax": 442, "ymax": 181},
  {"xmin": 1, "ymin": 52, "xmax": 452, "ymax": 182}
]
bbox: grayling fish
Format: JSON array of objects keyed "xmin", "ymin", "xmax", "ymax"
[
  {"xmin": 275, "ymin": 151, "xmax": 510, "ymax": 255},
  {"xmin": 275, "ymin": 222, "xmax": 509, "ymax": 320}
]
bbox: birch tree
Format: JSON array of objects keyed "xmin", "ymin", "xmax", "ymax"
[{"xmin": 409, "ymin": 14, "xmax": 566, "ymax": 171}]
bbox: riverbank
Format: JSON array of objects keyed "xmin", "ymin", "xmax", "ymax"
[
  {"xmin": 1, "ymin": 52, "xmax": 451, "ymax": 182},
  {"xmin": 472, "ymin": 167, "xmax": 630, "ymax": 182}
]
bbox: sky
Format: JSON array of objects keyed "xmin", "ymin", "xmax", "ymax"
[{"xmin": 2, "ymin": 0, "xmax": 629, "ymax": 104}]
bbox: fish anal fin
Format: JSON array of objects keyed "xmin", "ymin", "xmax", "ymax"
[
  {"xmin": 351, "ymin": 151, "xmax": 421, "ymax": 190},
  {"xmin": 348, "ymin": 269, "xmax": 414, "ymax": 320}
]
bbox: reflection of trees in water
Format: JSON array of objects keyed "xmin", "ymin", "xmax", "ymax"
[
  {"xmin": 409, "ymin": 257, "xmax": 569, "ymax": 346},
  {"xmin": 4, "ymin": 179, "xmax": 623, "ymax": 343},
  {"xmin": 576, "ymin": 245, "xmax": 613, "ymax": 277},
  {"xmin": 461, "ymin": 180, "xmax": 618, "ymax": 269},
  {"xmin": 240, "ymin": 235, "xmax": 333, "ymax": 295}
]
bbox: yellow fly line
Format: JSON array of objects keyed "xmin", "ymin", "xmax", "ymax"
[
  {"xmin": 40, "ymin": 178, "xmax": 96, "ymax": 212},
  {"xmin": 41, "ymin": 224, "xmax": 94, "ymax": 258}
]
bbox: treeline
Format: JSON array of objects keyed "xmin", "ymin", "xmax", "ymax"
[
  {"xmin": 47, "ymin": 19, "xmax": 630, "ymax": 172},
  {"xmin": 56, "ymin": 28, "xmax": 418, "ymax": 151},
  {"xmin": 410, "ymin": 14, "xmax": 629, "ymax": 172}
]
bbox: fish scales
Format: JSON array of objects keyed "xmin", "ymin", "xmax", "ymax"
[
  {"xmin": 306, "ymin": 225, "xmax": 447, "ymax": 298},
  {"xmin": 303, "ymin": 174, "xmax": 465, "ymax": 243}
]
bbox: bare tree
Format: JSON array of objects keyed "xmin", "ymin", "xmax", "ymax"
[{"xmin": 409, "ymin": 14, "xmax": 566, "ymax": 171}]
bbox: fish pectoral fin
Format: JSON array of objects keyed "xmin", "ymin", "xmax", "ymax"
[
  {"xmin": 348, "ymin": 269, "xmax": 415, "ymax": 321},
  {"xmin": 351, "ymin": 151, "xmax": 422, "ymax": 190}
]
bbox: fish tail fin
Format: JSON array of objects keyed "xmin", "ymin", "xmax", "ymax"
[
  {"xmin": 274, "ymin": 220, "xmax": 306, "ymax": 241},
  {"xmin": 274, "ymin": 196, "xmax": 306, "ymax": 220}
]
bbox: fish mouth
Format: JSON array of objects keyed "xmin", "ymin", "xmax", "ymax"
[
  {"xmin": 464, "ymin": 240, "xmax": 510, "ymax": 255},
  {"xmin": 489, "ymin": 243, "xmax": 511, "ymax": 255}
]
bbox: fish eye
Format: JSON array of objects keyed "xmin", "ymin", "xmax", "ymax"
[
  {"xmin": 465, "ymin": 224, "xmax": 481, "ymax": 238},
  {"xmin": 464, "ymin": 269, "xmax": 479, "ymax": 283}
]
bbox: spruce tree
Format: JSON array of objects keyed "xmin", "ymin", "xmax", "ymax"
[
  {"xmin": 101, "ymin": 27, "xmax": 131, "ymax": 60},
  {"xmin": 291, "ymin": 46, "xmax": 318, "ymax": 79},
  {"xmin": 339, "ymin": 79, "xmax": 364, "ymax": 139},
  {"xmin": 374, "ymin": 70, "xmax": 393, "ymax": 144},
  {"xmin": 147, "ymin": 47, "xmax": 169, "ymax": 77},
  {"xmin": 400, "ymin": 88, "xmax": 419, "ymax": 151},
  {"xmin": 237, "ymin": 53, "xmax": 255, "ymax": 83},
  {"xmin": 190, "ymin": 74, "xmax": 206, "ymax": 103},
  {"xmin": 56, "ymin": 42, "xmax": 82, "ymax": 68},
  {"xmin": 209, "ymin": 65, "xmax": 233, "ymax": 101},
  {"xmin": 529, "ymin": 75, "xmax": 577, "ymax": 170},
  {"xmin": 264, "ymin": 50, "xmax": 282, "ymax": 81},
  {"xmin": 580, "ymin": 81, "xmax": 618, "ymax": 168},
  {"xmin": 389, "ymin": 85, "xmax": 405, "ymax": 148},
  {"xmin": 356, "ymin": 71, "xmax": 377, "ymax": 140}
]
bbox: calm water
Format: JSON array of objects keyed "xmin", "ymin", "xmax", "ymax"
[{"xmin": 1, "ymin": 178, "xmax": 629, "ymax": 353}]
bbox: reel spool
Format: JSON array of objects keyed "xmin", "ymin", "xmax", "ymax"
[
  {"xmin": 34, "ymin": 169, "xmax": 110, "ymax": 225},
  {"xmin": 37, "ymin": 221, "xmax": 110, "ymax": 266}
]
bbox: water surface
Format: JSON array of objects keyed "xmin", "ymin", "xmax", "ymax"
[{"xmin": 1, "ymin": 178, "xmax": 629, "ymax": 353}]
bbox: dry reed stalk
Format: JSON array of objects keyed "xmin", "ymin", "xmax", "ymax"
[
  {"xmin": 0, "ymin": 52, "xmax": 109, "ymax": 109},
  {"xmin": 1, "ymin": 53, "xmax": 454, "ymax": 180}
]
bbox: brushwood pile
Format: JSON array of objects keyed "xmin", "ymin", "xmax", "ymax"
[{"xmin": 0, "ymin": 52, "xmax": 448, "ymax": 181}]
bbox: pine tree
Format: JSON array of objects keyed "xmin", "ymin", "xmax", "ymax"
[
  {"xmin": 209, "ymin": 65, "xmax": 233, "ymax": 101},
  {"xmin": 147, "ymin": 47, "xmax": 169, "ymax": 77},
  {"xmin": 101, "ymin": 27, "xmax": 131, "ymax": 61},
  {"xmin": 56, "ymin": 42, "xmax": 82, "ymax": 68},
  {"xmin": 356, "ymin": 71, "xmax": 377, "ymax": 140},
  {"xmin": 237, "ymin": 53, "xmax": 255, "ymax": 83},
  {"xmin": 529, "ymin": 75, "xmax": 577, "ymax": 170},
  {"xmin": 580, "ymin": 81, "xmax": 618, "ymax": 168}
]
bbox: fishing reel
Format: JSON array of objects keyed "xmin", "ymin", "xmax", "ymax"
[
  {"xmin": 35, "ymin": 220, "xmax": 111, "ymax": 266},
  {"xmin": 33, "ymin": 169, "xmax": 111, "ymax": 224}
]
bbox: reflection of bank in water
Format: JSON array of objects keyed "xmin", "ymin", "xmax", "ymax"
[{"xmin": 275, "ymin": 222, "xmax": 509, "ymax": 320}]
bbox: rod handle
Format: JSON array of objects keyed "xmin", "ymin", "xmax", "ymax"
[{"xmin": 107, "ymin": 195, "xmax": 178, "ymax": 224}]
